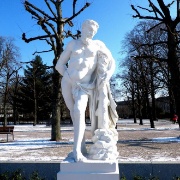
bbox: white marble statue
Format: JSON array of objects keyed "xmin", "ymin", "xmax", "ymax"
[{"xmin": 55, "ymin": 19, "xmax": 118, "ymax": 162}]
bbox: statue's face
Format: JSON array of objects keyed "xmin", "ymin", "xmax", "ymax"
[
  {"xmin": 98, "ymin": 52, "xmax": 109, "ymax": 67},
  {"xmin": 81, "ymin": 24, "xmax": 97, "ymax": 39}
]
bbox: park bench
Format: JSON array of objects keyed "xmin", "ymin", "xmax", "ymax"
[{"xmin": 0, "ymin": 126, "xmax": 14, "ymax": 142}]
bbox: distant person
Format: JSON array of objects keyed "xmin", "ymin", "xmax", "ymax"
[{"xmin": 172, "ymin": 114, "xmax": 178, "ymax": 124}]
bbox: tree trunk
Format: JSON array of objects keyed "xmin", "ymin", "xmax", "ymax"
[
  {"xmin": 13, "ymin": 105, "xmax": 18, "ymax": 125},
  {"xmin": 132, "ymin": 91, "xmax": 137, "ymax": 123},
  {"xmin": 150, "ymin": 61, "xmax": 157, "ymax": 121},
  {"xmin": 13, "ymin": 72, "xmax": 19, "ymax": 125},
  {"xmin": 167, "ymin": 30, "xmax": 180, "ymax": 128},
  {"xmin": 34, "ymin": 97, "xmax": 37, "ymax": 126},
  {"xmin": 3, "ymin": 102, "xmax": 7, "ymax": 127},
  {"xmin": 139, "ymin": 110, "xmax": 143, "ymax": 125},
  {"xmin": 3, "ymin": 74, "xmax": 9, "ymax": 127},
  {"xmin": 34, "ymin": 77, "xmax": 37, "ymax": 126},
  {"xmin": 152, "ymin": 96, "xmax": 157, "ymax": 121},
  {"xmin": 137, "ymin": 83, "xmax": 143, "ymax": 125},
  {"xmin": 145, "ymin": 88, "xmax": 155, "ymax": 128},
  {"xmin": 168, "ymin": 82, "xmax": 176, "ymax": 120},
  {"xmin": 51, "ymin": 69, "xmax": 61, "ymax": 141}
]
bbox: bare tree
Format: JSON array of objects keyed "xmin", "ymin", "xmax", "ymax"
[
  {"xmin": 8, "ymin": 70, "xmax": 22, "ymax": 125},
  {"xmin": 131, "ymin": 0, "xmax": 180, "ymax": 127},
  {"xmin": 22, "ymin": 0, "xmax": 91, "ymax": 140},
  {"xmin": 0, "ymin": 37, "xmax": 20, "ymax": 126},
  {"xmin": 120, "ymin": 20, "xmax": 172, "ymax": 127}
]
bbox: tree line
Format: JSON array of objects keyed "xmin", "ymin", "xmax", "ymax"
[
  {"xmin": 0, "ymin": 49, "xmax": 72, "ymax": 124},
  {"xmin": 114, "ymin": 1, "xmax": 180, "ymax": 128},
  {"xmin": 0, "ymin": 49, "xmax": 52, "ymax": 124}
]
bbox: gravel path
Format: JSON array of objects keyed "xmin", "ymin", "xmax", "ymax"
[{"xmin": 0, "ymin": 119, "xmax": 180, "ymax": 162}]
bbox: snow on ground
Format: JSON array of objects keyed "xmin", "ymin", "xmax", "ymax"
[
  {"xmin": 13, "ymin": 125, "xmax": 74, "ymax": 132},
  {"xmin": 0, "ymin": 120, "xmax": 180, "ymax": 162},
  {"xmin": 152, "ymin": 136, "xmax": 180, "ymax": 142},
  {"xmin": 0, "ymin": 138, "xmax": 66, "ymax": 161}
]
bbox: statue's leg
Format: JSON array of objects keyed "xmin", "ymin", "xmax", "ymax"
[
  {"xmin": 81, "ymin": 134, "xmax": 87, "ymax": 155},
  {"xmin": 61, "ymin": 74, "xmax": 74, "ymax": 120},
  {"xmin": 61, "ymin": 74, "xmax": 87, "ymax": 161},
  {"xmin": 73, "ymin": 90, "xmax": 88, "ymax": 162},
  {"xmin": 61, "ymin": 75, "xmax": 75, "ymax": 159}
]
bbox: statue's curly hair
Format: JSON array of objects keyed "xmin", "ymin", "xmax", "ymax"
[{"xmin": 82, "ymin": 19, "xmax": 99, "ymax": 31}]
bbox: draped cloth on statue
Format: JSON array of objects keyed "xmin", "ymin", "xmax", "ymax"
[
  {"xmin": 90, "ymin": 82, "xmax": 118, "ymax": 133},
  {"xmin": 69, "ymin": 69, "xmax": 118, "ymax": 134}
]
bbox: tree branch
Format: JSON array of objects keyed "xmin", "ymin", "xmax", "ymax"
[
  {"xmin": 32, "ymin": 49, "xmax": 53, "ymax": 55},
  {"xmin": 64, "ymin": 30, "xmax": 81, "ymax": 39},
  {"xmin": 22, "ymin": 33, "xmax": 55, "ymax": 43},
  {"xmin": 26, "ymin": 4, "xmax": 59, "ymax": 44},
  {"xmin": 157, "ymin": 0, "xmax": 171, "ymax": 21},
  {"xmin": 65, "ymin": 2, "xmax": 90, "ymax": 24},
  {"xmin": 73, "ymin": 0, "xmax": 78, "ymax": 15},
  {"xmin": 131, "ymin": 3, "xmax": 164, "ymax": 21},
  {"xmin": 146, "ymin": 22, "xmax": 164, "ymax": 33},
  {"xmin": 24, "ymin": 4, "xmax": 57, "ymax": 50},
  {"xmin": 142, "ymin": 40, "xmax": 168, "ymax": 47},
  {"xmin": 166, "ymin": 0, "xmax": 175, "ymax": 8},
  {"xmin": 24, "ymin": 1, "xmax": 56, "ymax": 22},
  {"xmin": 132, "ymin": 55, "xmax": 167, "ymax": 62},
  {"xmin": 148, "ymin": 0, "xmax": 165, "ymax": 19},
  {"xmin": 45, "ymin": 0, "xmax": 57, "ymax": 19}
]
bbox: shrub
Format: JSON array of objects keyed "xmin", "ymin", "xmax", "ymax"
[{"xmin": 0, "ymin": 170, "xmax": 45, "ymax": 180}]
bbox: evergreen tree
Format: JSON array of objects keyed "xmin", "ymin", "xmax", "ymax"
[{"xmin": 17, "ymin": 55, "xmax": 52, "ymax": 125}]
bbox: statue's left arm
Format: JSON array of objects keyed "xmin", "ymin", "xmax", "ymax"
[{"xmin": 55, "ymin": 40, "xmax": 74, "ymax": 76}]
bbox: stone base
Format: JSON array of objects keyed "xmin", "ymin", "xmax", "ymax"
[{"xmin": 57, "ymin": 159, "xmax": 119, "ymax": 180}]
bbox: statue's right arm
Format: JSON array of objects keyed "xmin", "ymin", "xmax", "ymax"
[{"xmin": 55, "ymin": 40, "xmax": 74, "ymax": 76}]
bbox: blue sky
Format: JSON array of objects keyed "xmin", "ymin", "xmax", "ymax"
[{"xmin": 0, "ymin": 0, "xmax": 177, "ymax": 73}]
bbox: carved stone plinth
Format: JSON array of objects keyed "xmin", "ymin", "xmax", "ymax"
[{"xmin": 57, "ymin": 160, "xmax": 119, "ymax": 180}]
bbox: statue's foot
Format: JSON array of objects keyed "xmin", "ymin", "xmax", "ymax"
[
  {"xmin": 74, "ymin": 152, "xmax": 87, "ymax": 162},
  {"xmin": 67, "ymin": 151, "xmax": 74, "ymax": 158}
]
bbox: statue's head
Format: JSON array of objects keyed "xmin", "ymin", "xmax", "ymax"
[
  {"xmin": 97, "ymin": 50, "xmax": 109, "ymax": 68},
  {"xmin": 81, "ymin": 19, "xmax": 99, "ymax": 40},
  {"xmin": 98, "ymin": 50, "xmax": 108, "ymax": 60}
]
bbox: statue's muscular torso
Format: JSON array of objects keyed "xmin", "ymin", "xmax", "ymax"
[{"xmin": 67, "ymin": 39, "xmax": 98, "ymax": 84}]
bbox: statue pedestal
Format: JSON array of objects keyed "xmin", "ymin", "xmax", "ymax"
[{"xmin": 57, "ymin": 159, "xmax": 119, "ymax": 180}]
